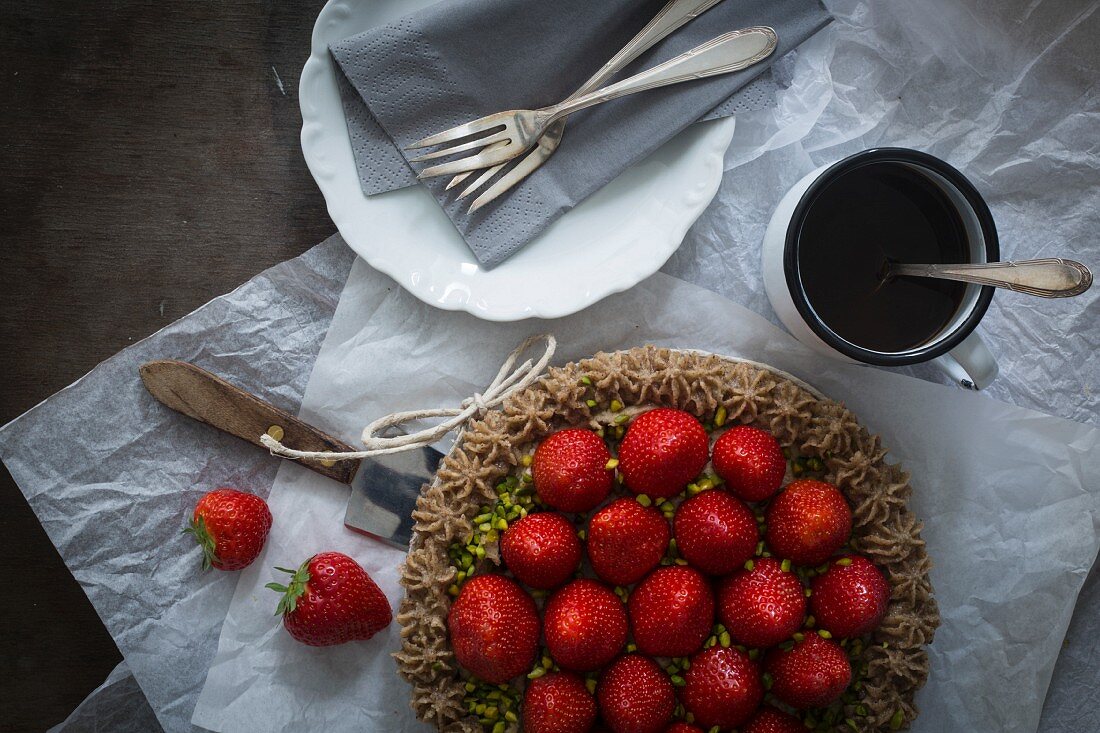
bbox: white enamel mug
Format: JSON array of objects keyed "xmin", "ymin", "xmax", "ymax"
[{"xmin": 762, "ymin": 148, "xmax": 999, "ymax": 390}]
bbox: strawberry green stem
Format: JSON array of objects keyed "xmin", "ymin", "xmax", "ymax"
[
  {"xmin": 265, "ymin": 559, "xmax": 311, "ymax": 616},
  {"xmin": 182, "ymin": 515, "xmax": 218, "ymax": 571}
]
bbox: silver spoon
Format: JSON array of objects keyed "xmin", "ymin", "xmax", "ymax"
[{"xmin": 885, "ymin": 258, "xmax": 1093, "ymax": 298}]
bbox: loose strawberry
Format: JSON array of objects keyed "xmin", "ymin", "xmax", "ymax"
[
  {"xmin": 743, "ymin": 705, "xmax": 810, "ymax": 733},
  {"xmin": 446, "ymin": 574, "xmax": 539, "ymax": 683},
  {"xmin": 588, "ymin": 498, "xmax": 670, "ymax": 586},
  {"xmin": 523, "ymin": 671, "xmax": 598, "ymax": 733},
  {"xmin": 810, "ymin": 554, "xmax": 890, "ymax": 638},
  {"xmin": 185, "ymin": 487, "xmax": 272, "ymax": 571},
  {"xmin": 597, "ymin": 655, "xmax": 676, "ymax": 733},
  {"xmin": 712, "ymin": 425, "xmax": 787, "ymax": 502},
  {"xmin": 618, "ymin": 408, "xmax": 709, "ymax": 498},
  {"xmin": 765, "ymin": 479, "xmax": 852, "ymax": 566},
  {"xmin": 545, "ymin": 579, "xmax": 628, "ymax": 672},
  {"xmin": 717, "ymin": 557, "xmax": 806, "ymax": 649},
  {"xmin": 500, "ymin": 512, "xmax": 582, "ymax": 590},
  {"xmin": 764, "ymin": 633, "xmax": 852, "ymax": 709},
  {"xmin": 673, "ymin": 490, "xmax": 758, "ymax": 575},
  {"xmin": 628, "ymin": 566, "xmax": 714, "ymax": 657},
  {"xmin": 664, "ymin": 724, "xmax": 705, "ymax": 733},
  {"xmin": 534, "ymin": 428, "xmax": 614, "ymax": 512},
  {"xmin": 680, "ymin": 646, "xmax": 763, "ymax": 730},
  {"xmin": 267, "ymin": 552, "xmax": 392, "ymax": 647}
]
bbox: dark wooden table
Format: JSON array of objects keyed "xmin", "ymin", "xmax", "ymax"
[{"xmin": 0, "ymin": 3, "xmax": 332, "ymax": 730}]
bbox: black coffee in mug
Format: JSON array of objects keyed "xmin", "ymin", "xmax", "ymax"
[{"xmin": 796, "ymin": 161, "xmax": 971, "ymax": 353}]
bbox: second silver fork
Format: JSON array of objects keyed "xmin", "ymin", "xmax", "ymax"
[
  {"xmin": 450, "ymin": 0, "xmax": 729, "ymax": 213},
  {"xmin": 408, "ymin": 27, "xmax": 777, "ymax": 189}
]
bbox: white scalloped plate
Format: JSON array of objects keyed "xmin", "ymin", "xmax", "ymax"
[{"xmin": 299, "ymin": 0, "xmax": 736, "ymax": 321}]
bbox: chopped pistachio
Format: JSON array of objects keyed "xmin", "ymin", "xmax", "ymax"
[
  {"xmin": 636, "ymin": 494, "xmax": 652, "ymax": 507},
  {"xmin": 818, "ymin": 629, "xmax": 833, "ymax": 639},
  {"xmin": 714, "ymin": 405, "xmax": 728, "ymax": 427},
  {"xmin": 605, "ymin": 458, "xmax": 620, "ymax": 470},
  {"xmin": 781, "ymin": 558, "xmax": 792, "ymax": 573},
  {"xmin": 890, "ymin": 709, "xmax": 905, "ymax": 730},
  {"xmin": 581, "ymin": 376, "xmax": 593, "ymax": 386},
  {"xmin": 744, "ymin": 559, "xmax": 755, "ymax": 571},
  {"xmin": 670, "ymin": 675, "xmax": 686, "ymax": 687},
  {"xmin": 521, "ymin": 454, "xmax": 533, "ymax": 467},
  {"xmin": 718, "ymin": 631, "xmax": 731, "ymax": 647},
  {"xmin": 836, "ymin": 557, "xmax": 853, "ymax": 566},
  {"xmin": 610, "ymin": 399, "xmax": 624, "ymax": 413},
  {"xmin": 586, "ymin": 399, "xmax": 598, "ymax": 408}
]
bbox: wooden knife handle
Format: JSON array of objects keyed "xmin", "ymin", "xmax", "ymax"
[{"xmin": 139, "ymin": 360, "xmax": 360, "ymax": 484}]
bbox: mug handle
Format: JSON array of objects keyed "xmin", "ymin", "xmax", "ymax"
[{"xmin": 932, "ymin": 331, "xmax": 999, "ymax": 390}]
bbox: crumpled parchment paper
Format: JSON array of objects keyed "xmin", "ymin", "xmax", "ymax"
[
  {"xmin": 0, "ymin": 236, "xmax": 355, "ymax": 733},
  {"xmin": 187, "ymin": 256, "xmax": 1100, "ymax": 733},
  {"xmin": 5, "ymin": 0, "xmax": 1099, "ymax": 729}
]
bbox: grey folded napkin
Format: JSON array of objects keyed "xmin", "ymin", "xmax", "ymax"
[{"xmin": 331, "ymin": 0, "xmax": 831, "ymax": 268}]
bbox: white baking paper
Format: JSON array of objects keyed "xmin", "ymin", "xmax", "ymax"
[
  {"xmin": 9, "ymin": 0, "xmax": 1100, "ymax": 728},
  {"xmin": 0, "ymin": 236, "xmax": 356, "ymax": 733},
  {"xmin": 192, "ymin": 257, "xmax": 1100, "ymax": 733}
]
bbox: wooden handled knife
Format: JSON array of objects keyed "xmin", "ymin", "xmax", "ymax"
[{"xmin": 139, "ymin": 360, "xmax": 442, "ymax": 550}]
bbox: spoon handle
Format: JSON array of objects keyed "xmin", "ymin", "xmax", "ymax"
[{"xmin": 890, "ymin": 258, "xmax": 1093, "ymax": 298}]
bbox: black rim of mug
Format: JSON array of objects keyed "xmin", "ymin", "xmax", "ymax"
[{"xmin": 783, "ymin": 147, "xmax": 999, "ymax": 367}]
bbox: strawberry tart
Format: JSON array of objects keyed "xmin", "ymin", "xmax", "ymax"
[{"xmin": 396, "ymin": 347, "xmax": 939, "ymax": 733}]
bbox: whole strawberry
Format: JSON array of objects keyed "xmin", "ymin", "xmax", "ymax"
[
  {"xmin": 545, "ymin": 579, "xmax": 628, "ymax": 672},
  {"xmin": 717, "ymin": 557, "xmax": 806, "ymax": 648},
  {"xmin": 743, "ymin": 706, "xmax": 810, "ymax": 733},
  {"xmin": 523, "ymin": 672, "xmax": 598, "ymax": 733},
  {"xmin": 588, "ymin": 498, "xmax": 670, "ymax": 586},
  {"xmin": 500, "ymin": 512, "xmax": 582, "ymax": 590},
  {"xmin": 712, "ymin": 425, "xmax": 787, "ymax": 502},
  {"xmin": 446, "ymin": 574, "xmax": 539, "ymax": 683},
  {"xmin": 533, "ymin": 428, "xmax": 614, "ymax": 512},
  {"xmin": 629, "ymin": 566, "xmax": 714, "ymax": 657},
  {"xmin": 680, "ymin": 646, "xmax": 763, "ymax": 729},
  {"xmin": 618, "ymin": 408, "xmax": 709, "ymax": 498},
  {"xmin": 597, "ymin": 655, "xmax": 676, "ymax": 733},
  {"xmin": 673, "ymin": 490, "xmax": 758, "ymax": 575},
  {"xmin": 185, "ymin": 487, "xmax": 272, "ymax": 571},
  {"xmin": 811, "ymin": 554, "xmax": 891, "ymax": 638},
  {"xmin": 765, "ymin": 479, "xmax": 852, "ymax": 566},
  {"xmin": 764, "ymin": 633, "xmax": 852, "ymax": 709},
  {"xmin": 267, "ymin": 552, "xmax": 391, "ymax": 647}
]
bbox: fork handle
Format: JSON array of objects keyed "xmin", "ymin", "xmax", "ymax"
[
  {"xmin": 544, "ymin": 27, "xmax": 778, "ymax": 123},
  {"xmin": 574, "ymin": 0, "xmax": 727, "ymax": 98}
]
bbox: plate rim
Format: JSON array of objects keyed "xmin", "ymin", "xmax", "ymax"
[{"xmin": 298, "ymin": 0, "xmax": 736, "ymax": 322}]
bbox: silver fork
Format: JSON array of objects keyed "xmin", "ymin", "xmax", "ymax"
[
  {"xmin": 407, "ymin": 26, "xmax": 778, "ymax": 185},
  {"xmin": 444, "ymin": 0, "xmax": 729, "ymax": 213}
]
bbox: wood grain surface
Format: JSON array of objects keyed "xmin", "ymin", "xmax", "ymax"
[{"xmin": 0, "ymin": 2, "xmax": 331, "ymax": 730}]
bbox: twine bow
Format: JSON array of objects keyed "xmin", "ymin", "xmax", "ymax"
[{"xmin": 259, "ymin": 334, "xmax": 556, "ymax": 461}]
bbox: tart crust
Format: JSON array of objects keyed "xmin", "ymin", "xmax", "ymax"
[{"xmin": 396, "ymin": 347, "xmax": 939, "ymax": 732}]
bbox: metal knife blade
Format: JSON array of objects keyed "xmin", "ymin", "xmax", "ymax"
[{"xmin": 138, "ymin": 360, "xmax": 442, "ymax": 550}]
